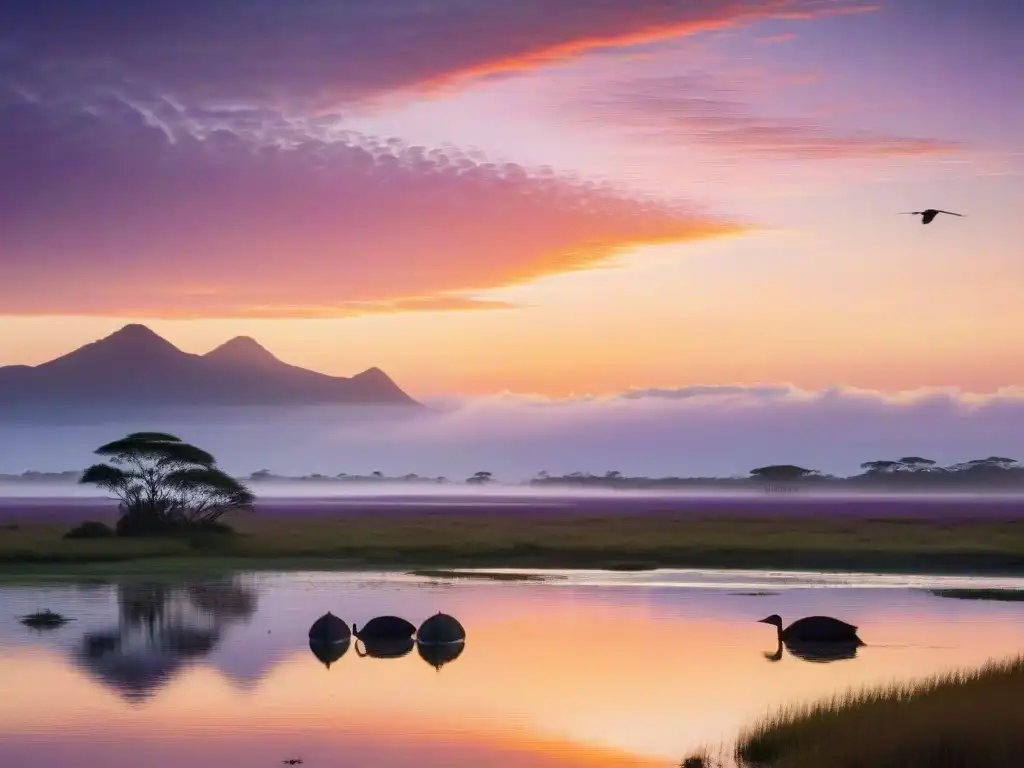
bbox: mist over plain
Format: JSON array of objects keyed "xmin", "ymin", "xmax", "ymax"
[{"xmin": 1, "ymin": 384, "xmax": 1022, "ymax": 483}]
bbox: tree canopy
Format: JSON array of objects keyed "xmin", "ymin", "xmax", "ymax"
[
  {"xmin": 80, "ymin": 432, "xmax": 254, "ymax": 535},
  {"xmin": 749, "ymin": 465, "xmax": 819, "ymax": 482}
]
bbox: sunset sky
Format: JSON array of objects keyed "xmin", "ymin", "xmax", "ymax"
[{"xmin": 2, "ymin": 0, "xmax": 1022, "ymax": 399}]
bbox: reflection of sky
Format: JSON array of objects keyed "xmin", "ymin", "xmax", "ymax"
[{"xmin": 2, "ymin": 571, "xmax": 1024, "ymax": 765}]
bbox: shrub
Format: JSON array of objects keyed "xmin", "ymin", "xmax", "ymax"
[{"xmin": 63, "ymin": 521, "xmax": 115, "ymax": 539}]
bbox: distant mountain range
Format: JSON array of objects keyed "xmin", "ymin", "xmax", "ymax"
[{"xmin": 0, "ymin": 324, "xmax": 419, "ymax": 409}]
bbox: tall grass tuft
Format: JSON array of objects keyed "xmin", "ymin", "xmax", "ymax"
[{"xmin": 736, "ymin": 656, "xmax": 1024, "ymax": 767}]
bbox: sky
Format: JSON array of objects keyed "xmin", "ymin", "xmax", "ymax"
[{"xmin": 1, "ymin": 1, "xmax": 1023, "ymax": 474}]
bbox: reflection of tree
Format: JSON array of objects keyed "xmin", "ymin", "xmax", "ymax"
[{"xmin": 73, "ymin": 578, "xmax": 258, "ymax": 702}]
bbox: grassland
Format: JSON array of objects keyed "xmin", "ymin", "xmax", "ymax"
[
  {"xmin": 1, "ymin": 505, "xmax": 1024, "ymax": 576},
  {"xmin": 728, "ymin": 656, "xmax": 1024, "ymax": 768}
]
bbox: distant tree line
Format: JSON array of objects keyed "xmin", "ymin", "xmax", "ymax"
[
  {"xmin": 7, "ymin": 454, "xmax": 1024, "ymax": 492},
  {"xmin": 529, "ymin": 456, "xmax": 1024, "ymax": 492}
]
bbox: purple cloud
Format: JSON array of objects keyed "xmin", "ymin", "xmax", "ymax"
[
  {"xmin": 1, "ymin": 1, "xmax": 876, "ymax": 111},
  {"xmin": 0, "ymin": 95, "xmax": 741, "ymax": 317}
]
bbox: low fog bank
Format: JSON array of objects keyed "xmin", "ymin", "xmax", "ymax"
[
  {"xmin": 3, "ymin": 481, "xmax": 1023, "ymax": 503},
  {"xmin": 0, "ymin": 385, "xmax": 1022, "ymax": 483}
]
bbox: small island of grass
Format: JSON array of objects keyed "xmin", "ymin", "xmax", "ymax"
[{"xmin": 19, "ymin": 609, "xmax": 72, "ymax": 629}]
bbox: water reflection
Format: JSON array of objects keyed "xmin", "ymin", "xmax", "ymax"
[
  {"xmin": 3, "ymin": 570, "xmax": 1024, "ymax": 767},
  {"xmin": 418, "ymin": 640, "xmax": 466, "ymax": 670},
  {"xmin": 72, "ymin": 579, "xmax": 257, "ymax": 701},
  {"xmin": 764, "ymin": 638, "xmax": 861, "ymax": 664},
  {"xmin": 308, "ymin": 637, "xmax": 351, "ymax": 668},
  {"xmin": 355, "ymin": 635, "xmax": 415, "ymax": 659}
]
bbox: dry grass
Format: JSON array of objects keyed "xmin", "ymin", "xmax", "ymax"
[
  {"xmin": 0, "ymin": 511, "xmax": 1023, "ymax": 574},
  {"xmin": 736, "ymin": 656, "xmax": 1024, "ymax": 768}
]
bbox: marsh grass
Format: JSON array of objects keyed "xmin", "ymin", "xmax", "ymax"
[
  {"xmin": 930, "ymin": 588, "xmax": 1024, "ymax": 601},
  {"xmin": 1, "ymin": 512, "xmax": 1024, "ymax": 574},
  {"xmin": 736, "ymin": 656, "xmax": 1024, "ymax": 767}
]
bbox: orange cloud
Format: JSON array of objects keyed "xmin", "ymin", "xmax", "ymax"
[{"xmin": 417, "ymin": 2, "xmax": 877, "ymax": 95}]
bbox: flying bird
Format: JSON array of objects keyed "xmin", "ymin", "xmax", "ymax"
[{"xmin": 900, "ymin": 209, "xmax": 964, "ymax": 225}]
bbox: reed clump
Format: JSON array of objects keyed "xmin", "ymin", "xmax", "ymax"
[{"xmin": 736, "ymin": 656, "xmax": 1024, "ymax": 767}]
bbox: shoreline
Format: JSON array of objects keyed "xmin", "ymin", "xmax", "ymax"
[{"xmin": 1, "ymin": 496, "xmax": 1023, "ymax": 578}]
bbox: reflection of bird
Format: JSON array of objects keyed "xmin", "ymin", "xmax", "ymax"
[
  {"xmin": 417, "ymin": 640, "xmax": 465, "ymax": 670},
  {"xmin": 282, "ymin": 760, "xmax": 303, "ymax": 766},
  {"xmin": 309, "ymin": 636, "xmax": 350, "ymax": 669},
  {"xmin": 758, "ymin": 614, "xmax": 863, "ymax": 644},
  {"xmin": 355, "ymin": 635, "xmax": 415, "ymax": 659},
  {"xmin": 416, "ymin": 612, "xmax": 467, "ymax": 671},
  {"xmin": 900, "ymin": 209, "xmax": 964, "ymax": 224},
  {"xmin": 765, "ymin": 637, "xmax": 861, "ymax": 664}
]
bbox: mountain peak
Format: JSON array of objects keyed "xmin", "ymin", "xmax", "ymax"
[
  {"xmin": 204, "ymin": 336, "xmax": 278, "ymax": 366},
  {"xmin": 0, "ymin": 329, "xmax": 420, "ymax": 408},
  {"xmin": 104, "ymin": 323, "xmax": 175, "ymax": 346},
  {"xmin": 354, "ymin": 366, "xmax": 389, "ymax": 380},
  {"xmin": 50, "ymin": 324, "xmax": 184, "ymax": 364}
]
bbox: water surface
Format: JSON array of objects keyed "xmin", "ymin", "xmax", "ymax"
[{"xmin": 2, "ymin": 569, "xmax": 1024, "ymax": 766}]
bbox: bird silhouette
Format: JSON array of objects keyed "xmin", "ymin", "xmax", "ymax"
[{"xmin": 900, "ymin": 209, "xmax": 964, "ymax": 225}]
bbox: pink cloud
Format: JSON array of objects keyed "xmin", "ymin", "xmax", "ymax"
[
  {"xmin": 0, "ymin": 98, "xmax": 744, "ymax": 318},
  {"xmin": 584, "ymin": 75, "xmax": 962, "ymax": 161},
  {"xmin": 757, "ymin": 32, "xmax": 797, "ymax": 44}
]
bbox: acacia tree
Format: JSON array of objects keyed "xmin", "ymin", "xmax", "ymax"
[
  {"xmin": 860, "ymin": 457, "xmax": 937, "ymax": 475},
  {"xmin": 80, "ymin": 432, "xmax": 254, "ymax": 535},
  {"xmin": 749, "ymin": 465, "xmax": 819, "ymax": 493}
]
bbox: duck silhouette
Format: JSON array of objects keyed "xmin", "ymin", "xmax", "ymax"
[{"xmin": 758, "ymin": 614, "xmax": 863, "ymax": 644}]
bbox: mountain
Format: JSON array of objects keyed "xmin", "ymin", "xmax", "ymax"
[{"xmin": 0, "ymin": 325, "xmax": 419, "ymax": 409}]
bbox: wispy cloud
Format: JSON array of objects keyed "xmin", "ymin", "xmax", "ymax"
[
  {"xmin": 0, "ymin": 95, "xmax": 743, "ymax": 319},
  {"xmin": 584, "ymin": 75, "xmax": 962, "ymax": 161},
  {"xmin": 757, "ymin": 32, "xmax": 797, "ymax": 44}
]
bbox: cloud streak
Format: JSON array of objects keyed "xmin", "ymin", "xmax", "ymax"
[
  {"xmin": 585, "ymin": 75, "xmax": 962, "ymax": 161},
  {"xmin": 1, "ymin": 1, "xmax": 877, "ymax": 111},
  {"xmin": 0, "ymin": 95, "xmax": 741, "ymax": 318}
]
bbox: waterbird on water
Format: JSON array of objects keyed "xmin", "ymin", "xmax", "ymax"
[
  {"xmin": 353, "ymin": 615, "xmax": 416, "ymax": 641},
  {"xmin": 900, "ymin": 209, "xmax": 964, "ymax": 224},
  {"xmin": 758, "ymin": 614, "xmax": 863, "ymax": 644}
]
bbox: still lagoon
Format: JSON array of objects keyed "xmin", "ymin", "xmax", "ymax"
[{"xmin": 2, "ymin": 568, "xmax": 1024, "ymax": 767}]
